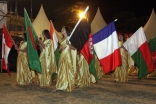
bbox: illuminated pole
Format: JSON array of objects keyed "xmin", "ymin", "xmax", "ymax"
[
  {"xmin": 87, "ymin": 11, "xmax": 89, "ymax": 22},
  {"xmin": 68, "ymin": 6, "xmax": 89, "ymax": 40}
]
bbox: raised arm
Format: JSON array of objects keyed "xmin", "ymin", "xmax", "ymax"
[
  {"xmin": 14, "ymin": 44, "xmax": 27, "ymax": 53},
  {"xmin": 66, "ymin": 40, "xmax": 76, "ymax": 50},
  {"xmin": 38, "ymin": 38, "xmax": 45, "ymax": 51}
]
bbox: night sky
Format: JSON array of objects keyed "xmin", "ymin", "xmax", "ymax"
[
  {"xmin": 99, "ymin": 0, "xmax": 156, "ymax": 21},
  {"xmin": 5, "ymin": 0, "xmax": 156, "ymax": 29}
]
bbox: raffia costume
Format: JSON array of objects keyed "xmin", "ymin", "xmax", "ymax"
[
  {"xmin": 38, "ymin": 39, "xmax": 56, "ymax": 87},
  {"xmin": 16, "ymin": 41, "xmax": 32, "ymax": 85},
  {"xmin": 55, "ymin": 38, "xmax": 75, "ymax": 92}
]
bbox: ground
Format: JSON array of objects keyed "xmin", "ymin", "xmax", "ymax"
[{"xmin": 0, "ymin": 73, "xmax": 156, "ymax": 104}]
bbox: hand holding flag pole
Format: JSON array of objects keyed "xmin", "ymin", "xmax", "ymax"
[{"xmin": 68, "ymin": 6, "xmax": 89, "ymax": 41}]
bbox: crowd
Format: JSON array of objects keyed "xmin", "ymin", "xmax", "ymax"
[{"xmin": 14, "ymin": 26, "xmax": 156, "ymax": 92}]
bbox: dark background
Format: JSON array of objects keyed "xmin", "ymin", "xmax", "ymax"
[{"xmin": 5, "ymin": 0, "xmax": 156, "ymax": 31}]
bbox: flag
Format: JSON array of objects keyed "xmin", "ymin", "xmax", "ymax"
[
  {"xmin": 89, "ymin": 53, "xmax": 98, "ymax": 80},
  {"xmin": 70, "ymin": 19, "xmax": 97, "ymax": 79},
  {"xmin": 24, "ymin": 9, "xmax": 42, "ymax": 73},
  {"xmin": 2, "ymin": 24, "xmax": 13, "ymax": 74},
  {"xmin": 50, "ymin": 20, "xmax": 60, "ymax": 68},
  {"xmin": 49, "ymin": 20, "xmax": 60, "ymax": 67},
  {"xmin": 92, "ymin": 21, "xmax": 122, "ymax": 73},
  {"xmin": 50, "ymin": 20, "xmax": 60, "ymax": 79},
  {"xmin": 50, "ymin": 20, "xmax": 58, "ymax": 51},
  {"xmin": 123, "ymin": 27, "xmax": 155, "ymax": 78},
  {"xmin": 87, "ymin": 34, "xmax": 98, "ymax": 80},
  {"xmin": 148, "ymin": 37, "xmax": 156, "ymax": 60},
  {"xmin": 70, "ymin": 19, "xmax": 93, "ymax": 64}
]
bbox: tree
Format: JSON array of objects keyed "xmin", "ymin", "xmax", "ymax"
[
  {"xmin": 51, "ymin": 2, "xmax": 88, "ymax": 31},
  {"xmin": 112, "ymin": 11, "xmax": 147, "ymax": 33}
]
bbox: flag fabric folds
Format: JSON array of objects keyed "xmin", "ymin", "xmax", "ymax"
[
  {"xmin": 92, "ymin": 21, "xmax": 121, "ymax": 73},
  {"xmin": 24, "ymin": 9, "xmax": 42, "ymax": 73},
  {"xmin": 50, "ymin": 20, "xmax": 59, "ymax": 51},
  {"xmin": 49, "ymin": 20, "xmax": 60, "ymax": 68},
  {"xmin": 70, "ymin": 19, "xmax": 97, "ymax": 79},
  {"xmin": 148, "ymin": 36, "xmax": 156, "ymax": 60},
  {"xmin": 123, "ymin": 27, "xmax": 155, "ymax": 78},
  {"xmin": 89, "ymin": 53, "xmax": 98, "ymax": 80},
  {"xmin": 2, "ymin": 24, "xmax": 13, "ymax": 74},
  {"xmin": 80, "ymin": 33, "xmax": 94, "ymax": 64},
  {"xmin": 50, "ymin": 20, "xmax": 60, "ymax": 79},
  {"xmin": 70, "ymin": 19, "xmax": 93, "ymax": 64}
]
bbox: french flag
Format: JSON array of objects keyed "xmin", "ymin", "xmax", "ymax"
[{"xmin": 92, "ymin": 21, "xmax": 122, "ymax": 73}]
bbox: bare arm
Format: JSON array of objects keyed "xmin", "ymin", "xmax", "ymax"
[
  {"xmin": 15, "ymin": 45, "xmax": 27, "ymax": 53},
  {"xmin": 121, "ymin": 45, "xmax": 127, "ymax": 51},
  {"xmin": 38, "ymin": 39, "xmax": 45, "ymax": 50},
  {"xmin": 66, "ymin": 40, "xmax": 76, "ymax": 50},
  {"xmin": 59, "ymin": 46, "xmax": 66, "ymax": 53}
]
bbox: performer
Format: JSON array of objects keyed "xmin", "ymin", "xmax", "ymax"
[
  {"xmin": 70, "ymin": 18, "xmax": 96, "ymax": 87},
  {"xmin": 71, "ymin": 49, "xmax": 77, "ymax": 84},
  {"xmin": 113, "ymin": 34, "xmax": 128, "ymax": 82},
  {"xmin": 15, "ymin": 33, "xmax": 32, "ymax": 85},
  {"xmin": 94, "ymin": 54, "xmax": 104, "ymax": 79},
  {"xmin": 38, "ymin": 29, "xmax": 56, "ymax": 87},
  {"xmin": 55, "ymin": 26, "xmax": 76, "ymax": 92},
  {"xmin": 76, "ymin": 52, "xmax": 96, "ymax": 88}
]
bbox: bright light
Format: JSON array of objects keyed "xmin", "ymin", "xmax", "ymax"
[{"xmin": 78, "ymin": 11, "xmax": 86, "ymax": 18}]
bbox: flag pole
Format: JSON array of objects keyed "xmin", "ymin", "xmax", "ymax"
[{"xmin": 68, "ymin": 6, "xmax": 89, "ymax": 41}]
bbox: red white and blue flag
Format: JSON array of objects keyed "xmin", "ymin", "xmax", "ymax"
[{"xmin": 92, "ymin": 21, "xmax": 121, "ymax": 73}]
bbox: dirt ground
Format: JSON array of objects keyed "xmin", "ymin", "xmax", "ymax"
[{"xmin": 0, "ymin": 73, "xmax": 156, "ymax": 104}]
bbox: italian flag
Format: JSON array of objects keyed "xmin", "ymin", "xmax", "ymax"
[
  {"xmin": 24, "ymin": 9, "xmax": 42, "ymax": 73},
  {"xmin": 2, "ymin": 24, "xmax": 13, "ymax": 74},
  {"xmin": 123, "ymin": 27, "xmax": 155, "ymax": 78}
]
